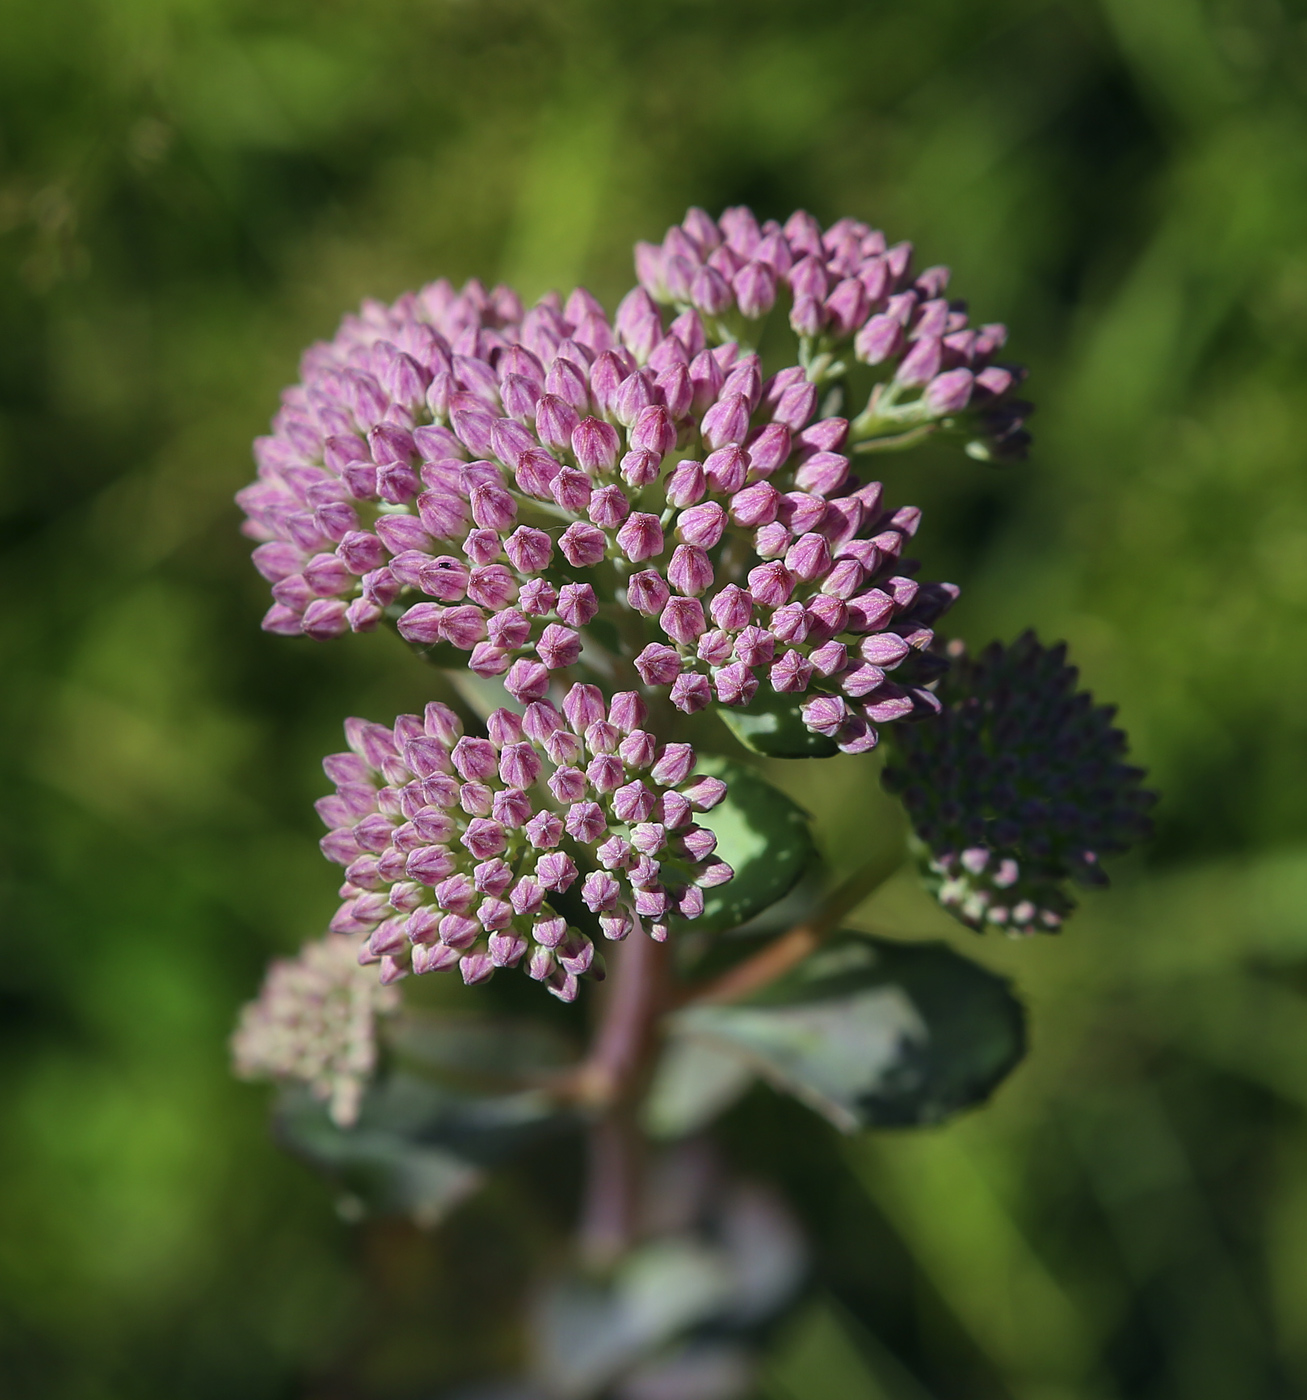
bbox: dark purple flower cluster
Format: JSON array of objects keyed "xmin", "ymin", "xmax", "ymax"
[
  {"xmin": 882, "ymin": 633, "xmax": 1155, "ymax": 935},
  {"xmin": 236, "ymin": 267, "xmax": 955, "ymax": 754},
  {"xmin": 636, "ymin": 206, "xmax": 1031, "ymax": 461},
  {"xmin": 318, "ymin": 690, "xmax": 731, "ymax": 1000}
]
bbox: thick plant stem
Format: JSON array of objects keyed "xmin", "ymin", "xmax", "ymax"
[
  {"xmin": 574, "ymin": 933, "xmax": 671, "ymax": 1268},
  {"xmin": 579, "ymin": 1110, "xmax": 642, "ymax": 1271},
  {"xmin": 578, "ymin": 931, "xmax": 670, "ymax": 1106}
]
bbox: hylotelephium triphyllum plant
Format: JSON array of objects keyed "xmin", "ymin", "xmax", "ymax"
[{"xmin": 231, "ymin": 206, "xmax": 1153, "ymax": 1399}]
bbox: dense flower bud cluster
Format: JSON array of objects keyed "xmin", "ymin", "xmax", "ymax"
[
  {"xmin": 231, "ymin": 933, "xmax": 399, "ymax": 1128},
  {"xmin": 236, "ymin": 271, "xmax": 955, "ymax": 753},
  {"xmin": 318, "ymin": 692, "xmax": 731, "ymax": 1000},
  {"xmin": 636, "ymin": 206, "xmax": 1031, "ymax": 461},
  {"xmin": 882, "ymin": 633, "xmax": 1155, "ymax": 935}
]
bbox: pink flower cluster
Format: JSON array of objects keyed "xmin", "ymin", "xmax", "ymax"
[
  {"xmin": 318, "ymin": 691, "xmax": 731, "ymax": 1001},
  {"xmin": 236, "ymin": 250, "xmax": 958, "ymax": 753},
  {"xmin": 636, "ymin": 206, "xmax": 1030, "ymax": 460}
]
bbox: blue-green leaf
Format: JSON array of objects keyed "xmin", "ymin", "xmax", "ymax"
[
  {"xmin": 669, "ymin": 933, "xmax": 1026, "ymax": 1131},
  {"xmin": 685, "ymin": 756, "xmax": 817, "ymax": 934}
]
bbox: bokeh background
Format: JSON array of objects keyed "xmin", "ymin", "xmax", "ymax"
[{"xmin": 4, "ymin": 0, "xmax": 1307, "ymax": 1395}]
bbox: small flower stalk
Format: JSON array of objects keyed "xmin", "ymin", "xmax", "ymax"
[{"xmin": 883, "ymin": 633, "xmax": 1156, "ymax": 934}]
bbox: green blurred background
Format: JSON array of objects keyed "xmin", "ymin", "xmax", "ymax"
[{"xmin": 4, "ymin": 0, "xmax": 1307, "ymax": 1395}]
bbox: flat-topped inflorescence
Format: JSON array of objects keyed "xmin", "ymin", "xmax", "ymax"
[
  {"xmin": 231, "ymin": 933, "xmax": 400, "ymax": 1128},
  {"xmin": 636, "ymin": 206, "xmax": 1031, "ymax": 462},
  {"xmin": 237, "ymin": 273, "xmax": 955, "ymax": 754},
  {"xmin": 882, "ymin": 632, "xmax": 1156, "ymax": 935},
  {"xmin": 318, "ymin": 692, "xmax": 732, "ymax": 1000}
]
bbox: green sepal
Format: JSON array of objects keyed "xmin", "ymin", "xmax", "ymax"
[
  {"xmin": 717, "ymin": 690, "xmax": 839, "ymax": 758},
  {"xmin": 682, "ymin": 756, "xmax": 817, "ymax": 934},
  {"xmin": 667, "ymin": 932, "xmax": 1026, "ymax": 1133}
]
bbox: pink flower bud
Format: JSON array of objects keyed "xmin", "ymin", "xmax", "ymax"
[
  {"xmin": 503, "ymin": 658, "xmax": 551, "ymax": 702},
  {"xmin": 588, "ymin": 484, "xmax": 629, "ymax": 528},
  {"xmin": 666, "ymin": 459, "xmax": 707, "ymax": 508},
  {"xmin": 660, "ymin": 595, "xmax": 707, "ymax": 645},
  {"xmin": 462, "ymin": 530, "xmax": 503, "ymax": 568},
  {"xmin": 897, "ymin": 335, "xmax": 943, "ymax": 386},
  {"xmin": 800, "ymin": 694, "xmax": 849, "ymax": 736},
  {"xmin": 558, "ymin": 521, "xmax": 608, "ymax": 567},
  {"xmin": 608, "ymin": 691, "xmax": 648, "ymax": 733},
  {"xmin": 769, "ymin": 603, "xmax": 808, "ymax": 644},
  {"xmin": 668, "ymin": 544, "xmax": 714, "ymax": 597},
  {"xmin": 536, "ymin": 851, "xmax": 579, "ymax": 893},
  {"xmin": 620, "ymin": 449, "xmax": 662, "ymax": 488},
  {"xmin": 709, "ymin": 585, "xmax": 754, "ymax": 631},
  {"xmin": 809, "ymin": 641, "xmax": 849, "ymax": 677},
  {"xmin": 715, "ymin": 661, "xmax": 759, "ymax": 707},
  {"xmin": 701, "ymin": 394, "xmax": 751, "ymax": 450},
  {"xmin": 302, "ymin": 599, "xmax": 350, "ymax": 640},
  {"xmin": 551, "ymin": 465, "xmax": 593, "ymax": 514},
  {"xmin": 618, "ymin": 729, "xmax": 658, "ymax": 769},
  {"xmin": 786, "ymin": 532, "xmax": 833, "ymax": 581},
  {"xmin": 734, "ymin": 626, "xmax": 775, "ymax": 668},
  {"xmin": 467, "ymin": 564, "xmax": 518, "ymax": 610},
  {"xmin": 566, "ymin": 801, "xmax": 608, "ymax": 844},
  {"xmin": 597, "ymin": 837, "xmax": 634, "ymax": 872},
  {"xmin": 504, "ymin": 526, "xmax": 552, "ymax": 574},
  {"xmin": 682, "ymin": 775, "xmax": 727, "ymax": 810},
  {"xmin": 511, "ymin": 877, "xmax": 545, "ymax": 916},
  {"xmin": 535, "ymin": 394, "xmax": 580, "ymax": 452},
  {"xmin": 697, "ymin": 630, "xmax": 733, "ymax": 665},
  {"xmin": 770, "ymin": 649, "xmax": 815, "ymax": 693},
  {"xmin": 795, "ymin": 452, "xmax": 850, "ymax": 497},
  {"xmin": 492, "ymin": 788, "xmax": 532, "ymax": 828},
  {"xmin": 459, "ymin": 781, "xmax": 494, "ymax": 816},
  {"xmin": 704, "ymin": 445, "xmax": 750, "ymax": 493},
  {"xmin": 515, "ymin": 448, "xmax": 561, "ymax": 499},
  {"xmin": 524, "ymin": 810, "xmax": 563, "ymax": 849},
  {"xmin": 924, "ymin": 368, "xmax": 975, "ymax": 414},
  {"xmin": 572, "ymin": 417, "xmax": 620, "ymax": 473},
  {"xmin": 501, "ymin": 373, "xmax": 541, "ymax": 424},
  {"xmin": 624, "ymin": 569, "xmax": 670, "ymax": 616},
  {"xmin": 689, "ymin": 349, "xmax": 725, "ymax": 414},
  {"xmin": 518, "ymin": 578, "xmax": 557, "ymax": 615},
  {"xmin": 536, "ymin": 623, "xmax": 582, "ymax": 669},
  {"xmin": 585, "ymin": 720, "xmax": 620, "ymax": 755},
  {"xmin": 846, "ymin": 589, "xmax": 895, "ymax": 633},
  {"xmin": 734, "ymin": 260, "xmax": 777, "ymax": 318},
  {"xmin": 397, "ymin": 604, "xmax": 446, "ymax": 645},
  {"xmin": 825, "ymin": 277, "xmax": 870, "ymax": 336},
  {"xmin": 854, "ymin": 314, "xmax": 905, "ymax": 365},
  {"xmin": 613, "ymin": 781, "xmax": 656, "ymax": 823},
  {"xmin": 563, "ymin": 683, "xmax": 606, "ymax": 733},
  {"xmin": 676, "ymin": 501, "xmax": 727, "ymax": 548},
  {"xmin": 744, "ymin": 422, "xmax": 792, "ymax": 477},
  {"xmin": 690, "ymin": 265, "xmax": 732, "ymax": 315},
  {"xmin": 634, "ymin": 643, "xmax": 682, "ymax": 686},
  {"xmin": 858, "ymin": 632, "xmax": 910, "ymax": 667},
  {"xmin": 658, "ymin": 792, "xmax": 693, "ymax": 829},
  {"xmin": 546, "ymin": 358, "xmax": 589, "ymax": 411},
  {"xmin": 747, "ymin": 560, "xmax": 796, "ymax": 607},
  {"xmin": 582, "ymin": 871, "xmax": 623, "ymax": 912},
  {"xmin": 486, "ymin": 607, "xmax": 531, "ymax": 649},
  {"xmin": 630, "ymin": 404, "xmax": 677, "ymax": 457},
  {"xmin": 616, "ymin": 512, "xmax": 664, "ymax": 563},
  {"xmin": 546, "ymin": 733, "xmax": 583, "ymax": 769}
]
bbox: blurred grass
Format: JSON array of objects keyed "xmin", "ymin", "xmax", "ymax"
[{"xmin": 3, "ymin": 0, "xmax": 1307, "ymax": 1395}]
